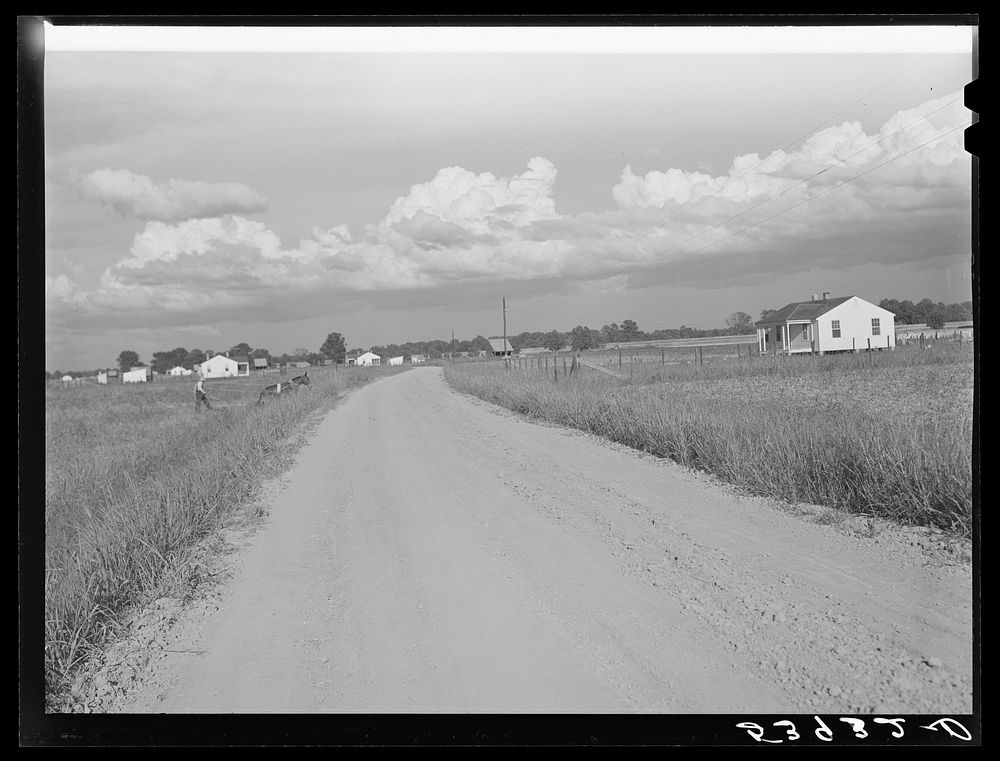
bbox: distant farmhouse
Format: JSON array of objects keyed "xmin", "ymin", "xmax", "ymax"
[
  {"xmin": 253, "ymin": 357, "xmax": 269, "ymax": 371},
  {"xmin": 755, "ymin": 294, "xmax": 896, "ymax": 355},
  {"xmin": 410, "ymin": 354, "xmax": 426, "ymax": 365},
  {"xmin": 123, "ymin": 367, "xmax": 149, "ymax": 383},
  {"xmin": 356, "ymin": 351, "xmax": 381, "ymax": 367},
  {"xmin": 168, "ymin": 365, "xmax": 193, "ymax": 376},
  {"xmin": 487, "ymin": 338, "xmax": 513, "ymax": 358},
  {"xmin": 198, "ymin": 354, "xmax": 250, "ymax": 378},
  {"xmin": 388, "ymin": 356, "xmax": 404, "ymax": 366}
]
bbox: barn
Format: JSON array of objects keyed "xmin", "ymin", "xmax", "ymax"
[
  {"xmin": 253, "ymin": 357, "xmax": 269, "ymax": 371},
  {"xmin": 198, "ymin": 354, "xmax": 249, "ymax": 378},
  {"xmin": 487, "ymin": 338, "xmax": 513, "ymax": 358},
  {"xmin": 356, "ymin": 351, "xmax": 381, "ymax": 367},
  {"xmin": 755, "ymin": 294, "xmax": 896, "ymax": 355}
]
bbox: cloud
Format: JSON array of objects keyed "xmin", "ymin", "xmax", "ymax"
[
  {"xmin": 69, "ymin": 168, "xmax": 268, "ymax": 221},
  {"xmin": 47, "ymin": 95, "xmax": 971, "ymax": 333},
  {"xmin": 382, "ymin": 156, "xmax": 558, "ymax": 234}
]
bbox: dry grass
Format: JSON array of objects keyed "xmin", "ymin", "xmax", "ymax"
[
  {"xmin": 445, "ymin": 343, "xmax": 974, "ymax": 537},
  {"xmin": 44, "ymin": 366, "xmax": 403, "ymax": 704}
]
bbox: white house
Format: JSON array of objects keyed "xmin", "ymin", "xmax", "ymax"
[
  {"xmin": 356, "ymin": 351, "xmax": 381, "ymax": 367},
  {"xmin": 122, "ymin": 368, "xmax": 148, "ymax": 383},
  {"xmin": 756, "ymin": 294, "xmax": 896, "ymax": 355},
  {"xmin": 410, "ymin": 354, "xmax": 426, "ymax": 365},
  {"xmin": 97, "ymin": 371, "xmax": 108, "ymax": 385},
  {"xmin": 198, "ymin": 354, "xmax": 249, "ymax": 378},
  {"xmin": 168, "ymin": 365, "xmax": 192, "ymax": 376},
  {"xmin": 388, "ymin": 356, "xmax": 404, "ymax": 366}
]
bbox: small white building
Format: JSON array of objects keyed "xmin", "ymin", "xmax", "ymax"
[
  {"xmin": 756, "ymin": 294, "xmax": 896, "ymax": 355},
  {"xmin": 356, "ymin": 351, "xmax": 381, "ymax": 367},
  {"xmin": 197, "ymin": 354, "xmax": 249, "ymax": 378},
  {"xmin": 97, "ymin": 371, "xmax": 109, "ymax": 385},
  {"xmin": 410, "ymin": 354, "xmax": 426, "ymax": 365},
  {"xmin": 168, "ymin": 365, "xmax": 192, "ymax": 376},
  {"xmin": 60, "ymin": 374, "xmax": 74, "ymax": 383},
  {"xmin": 122, "ymin": 368, "xmax": 148, "ymax": 383},
  {"xmin": 388, "ymin": 356, "xmax": 404, "ymax": 366},
  {"xmin": 253, "ymin": 357, "xmax": 269, "ymax": 371}
]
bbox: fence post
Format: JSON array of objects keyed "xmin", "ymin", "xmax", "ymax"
[
  {"xmin": 699, "ymin": 347, "xmax": 704, "ymax": 365},
  {"xmin": 618, "ymin": 348, "xmax": 622, "ymax": 369},
  {"xmin": 661, "ymin": 348, "xmax": 665, "ymax": 365}
]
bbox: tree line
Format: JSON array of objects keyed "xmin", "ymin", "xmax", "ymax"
[{"xmin": 47, "ymin": 297, "xmax": 974, "ymax": 378}]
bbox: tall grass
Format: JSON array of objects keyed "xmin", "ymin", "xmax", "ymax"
[
  {"xmin": 44, "ymin": 366, "xmax": 402, "ymax": 704},
  {"xmin": 445, "ymin": 343, "xmax": 974, "ymax": 536}
]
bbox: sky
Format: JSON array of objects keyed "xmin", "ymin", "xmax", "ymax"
[{"xmin": 39, "ymin": 24, "xmax": 977, "ymax": 370}]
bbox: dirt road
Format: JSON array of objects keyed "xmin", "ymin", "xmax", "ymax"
[{"xmin": 116, "ymin": 367, "xmax": 972, "ymax": 713}]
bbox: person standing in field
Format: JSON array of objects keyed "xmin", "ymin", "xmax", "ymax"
[{"xmin": 195, "ymin": 376, "xmax": 212, "ymax": 411}]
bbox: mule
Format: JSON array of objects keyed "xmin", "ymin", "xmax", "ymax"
[{"xmin": 257, "ymin": 371, "xmax": 311, "ymax": 404}]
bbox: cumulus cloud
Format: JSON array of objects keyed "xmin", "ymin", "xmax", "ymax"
[
  {"xmin": 70, "ymin": 168, "xmax": 268, "ymax": 221},
  {"xmin": 382, "ymin": 156, "xmax": 558, "ymax": 235},
  {"xmin": 47, "ymin": 96, "xmax": 971, "ymax": 332}
]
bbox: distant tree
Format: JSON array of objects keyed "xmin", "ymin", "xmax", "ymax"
[
  {"xmin": 542, "ymin": 330, "xmax": 565, "ymax": 351},
  {"xmin": 897, "ymin": 300, "xmax": 916, "ymax": 324},
  {"xmin": 601, "ymin": 323, "xmax": 622, "ymax": 344},
  {"xmin": 293, "ymin": 348, "xmax": 311, "ymax": 360},
  {"xmin": 320, "ymin": 332, "xmax": 347, "ymax": 363},
  {"xmin": 926, "ymin": 308, "xmax": 947, "ymax": 330},
  {"xmin": 184, "ymin": 348, "xmax": 206, "ymax": 369},
  {"xmin": 725, "ymin": 311, "xmax": 755, "ymax": 335},
  {"xmin": 229, "ymin": 342, "xmax": 253, "ymax": 358},
  {"xmin": 152, "ymin": 347, "xmax": 188, "ymax": 374},
  {"xmin": 620, "ymin": 319, "xmax": 640, "ymax": 342},
  {"xmin": 569, "ymin": 325, "xmax": 595, "ymax": 351},
  {"xmin": 116, "ymin": 350, "xmax": 140, "ymax": 372},
  {"xmin": 760, "ymin": 308, "xmax": 777, "ymax": 321}
]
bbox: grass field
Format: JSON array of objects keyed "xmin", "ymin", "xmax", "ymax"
[
  {"xmin": 445, "ymin": 341, "xmax": 975, "ymax": 537},
  {"xmin": 44, "ymin": 365, "xmax": 404, "ymax": 703}
]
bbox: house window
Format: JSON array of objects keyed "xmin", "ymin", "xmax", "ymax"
[
  {"xmin": 775, "ymin": 327, "xmax": 782, "ymax": 345},
  {"xmin": 831, "ymin": 320, "xmax": 841, "ymax": 338},
  {"xmin": 871, "ymin": 318, "xmax": 881, "ymax": 336}
]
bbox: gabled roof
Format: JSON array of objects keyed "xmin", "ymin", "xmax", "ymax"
[
  {"xmin": 488, "ymin": 338, "xmax": 513, "ymax": 353},
  {"xmin": 755, "ymin": 296, "xmax": 853, "ymax": 326},
  {"xmin": 253, "ymin": 357, "xmax": 268, "ymax": 367},
  {"xmin": 358, "ymin": 351, "xmax": 380, "ymax": 358}
]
